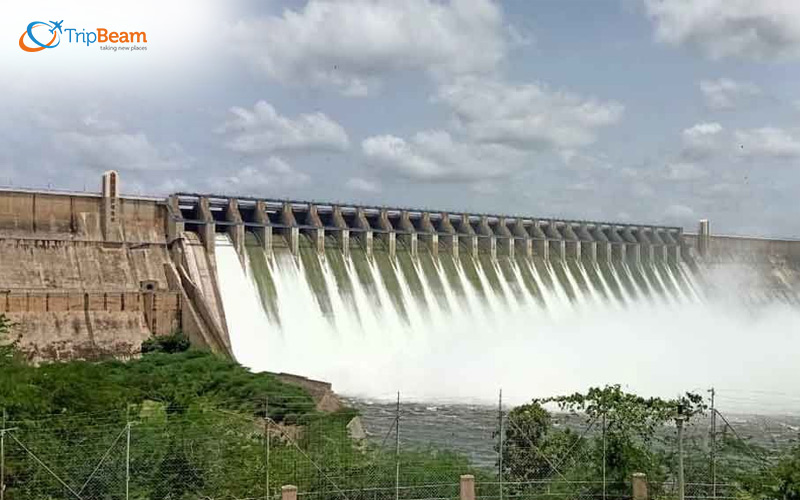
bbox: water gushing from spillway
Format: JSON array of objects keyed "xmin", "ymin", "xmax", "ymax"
[{"xmin": 214, "ymin": 234, "xmax": 800, "ymax": 407}]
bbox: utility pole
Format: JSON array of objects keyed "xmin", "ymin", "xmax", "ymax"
[
  {"xmin": 709, "ymin": 388, "xmax": 716, "ymax": 499},
  {"xmin": 498, "ymin": 389, "xmax": 504, "ymax": 500},
  {"xmin": 676, "ymin": 404, "xmax": 686, "ymax": 500},
  {"xmin": 395, "ymin": 392, "xmax": 400, "ymax": 500}
]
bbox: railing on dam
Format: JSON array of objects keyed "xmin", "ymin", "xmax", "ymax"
[{"xmin": 168, "ymin": 193, "xmax": 685, "ymax": 265}]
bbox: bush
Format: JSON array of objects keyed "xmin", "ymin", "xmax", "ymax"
[{"xmin": 141, "ymin": 331, "xmax": 191, "ymax": 354}]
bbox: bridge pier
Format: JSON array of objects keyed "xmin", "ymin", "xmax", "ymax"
[
  {"xmin": 514, "ymin": 219, "xmax": 533, "ymax": 259},
  {"xmin": 198, "ymin": 197, "xmax": 216, "ymax": 256},
  {"xmin": 332, "ymin": 206, "xmax": 350, "ymax": 258},
  {"xmin": 167, "ymin": 195, "xmax": 185, "ymax": 244},
  {"xmin": 254, "ymin": 201, "xmax": 272, "ymax": 253},
  {"xmin": 355, "ymin": 208, "xmax": 373, "ymax": 257},
  {"xmin": 478, "ymin": 216, "xmax": 496, "ymax": 260},
  {"xmin": 281, "ymin": 203, "xmax": 299, "ymax": 255},
  {"xmin": 439, "ymin": 213, "xmax": 458, "ymax": 258},
  {"xmin": 399, "ymin": 211, "xmax": 418, "ymax": 258},
  {"xmin": 377, "ymin": 209, "xmax": 395, "ymax": 260},
  {"xmin": 697, "ymin": 219, "xmax": 710, "ymax": 258},
  {"xmin": 457, "ymin": 214, "xmax": 478, "ymax": 259},
  {"xmin": 496, "ymin": 217, "xmax": 515, "ymax": 258},
  {"xmin": 168, "ymin": 194, "xmax": 686, "ymax": 269},
  {"xmin": 531, "ymin": 220, "xmax": 549, "ymax": 262},
  {"xmin": 420, "ymin": 212, "xmax": 439, "ymax": 257},
  {"xmin": 305, "ymin": 204, "xmax": 325, "ymax": 255},
  {"xmin": 226, "ymin": 199, "xmax": 245, "ymax": 264}
]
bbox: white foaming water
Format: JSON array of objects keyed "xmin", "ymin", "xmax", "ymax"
[{"xmin": 214, "ymin": 235, "xmax": 800, "ymax": 410}]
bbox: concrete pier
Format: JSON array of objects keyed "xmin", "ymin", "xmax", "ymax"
[
  {"xmin": 438, "ymin": 213, "xmax": 458, "ymax": 258},
  {"xmin": 531, "ymin": 220, "xmax": 549, "ymax": 261},
  {"xmin": 457, "ymin": 214, "xmax": 479, "ymax": 259},
  {"xmin": 168, "ymin": 194, "xmax": 685, "ymax": 266},
  {"xmin": 496, "ymin": 217, "xmax": 515, "ymax": 258},
  {"xmin": 305, "ymin": 204, "xmax": 325, "ymax": 254},
  {"xmin": 253, "ymin": 200, "xmax": 272, "ymax": 253},
  {"xmin": 377, "ymin": 209, "xmax": 395, "ymax": 259},
  {"xmin": 399, "ymin": 211, "xmax": 418, "ymax": 258},
  {"xmin": 281, "ymin": 203, "xmax": 300, "ymax": 255},
  {"xmin": 355, "ymin": 208, "xmax": 373, "ymax": 256},
  {"xmin": 477, "ymin": 216, "xmax": 497, "ymax": 259},
  {"xmin": 513, "ymin": 219, "xmax": 533, "ymax": 258},
  {"xmin": 332, "ymin": 206, "xmax": 350, "ymax": 257},
  {"xmin": 419, "ymin": 212, "xmax": 439, "ymax": 257}
]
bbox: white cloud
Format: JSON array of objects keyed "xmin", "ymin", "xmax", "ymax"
[
  {"xmin": 214, "ymin": 157, "xmax": 310, "ymax": 195},
  {"xmin": 228, "ymin": 0, "xmax": 506, "ymax": 95},
  {"xmin": 632, "ymin": 182, "xmax": 655, "ymax": 198},
  {"xmin": 644, "ymin": 0, "xmax": 800, "ymax": 61},
  {"xmin": 681, "ymin": 122, "xmax": 724, "ymax": 160},
  {"xmin": 664, "ymin": 203, "xmax": 695, "ymax": 219},
  {"xmin": 345, "ymin": 177, "xmax": 382, "ymax": 193},
  {"xmin": 735, "ymin": 127, "xmax": 800, "ymax": 158},
  {"xmin": 699, "ymin": 78, "xmax": 760, "ymax": 110},
  {"xmin": 362, "ymin": 130, "xmax": 525, "ymax": 182},
  {"xmin": 683, "ymin": 122, "xmax": 723, "ymax": 138},
  {"xmin": 438, "ymin": 77, "xmax": 623, "ymax": 150},
  {"xmin": 55, "ymin": 116, "xmax": 189, "ymax": 172},
  {"xmin": 665, "ymin": 162, "xmax": 708, "ymax": 181},
  {"xmin": 219, "ymin": 101, "xmax": 349, "ymax": 154},
  {"xmin": 361, "ymin": 75, "xmax": 623, "ymax": 182}
]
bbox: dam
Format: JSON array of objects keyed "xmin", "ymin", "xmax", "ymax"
[{"xmin": 2, "ymin": 172, "xmax": 799, "ymax": 402}]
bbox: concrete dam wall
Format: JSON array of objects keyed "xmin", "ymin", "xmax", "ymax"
[
  {"xmin": 2, "ymin": 174, "xmax": 800, "ymax": 400},
  {"xmin": 0, "ymin": 173, "xmax": 230, "ymax": 360}
]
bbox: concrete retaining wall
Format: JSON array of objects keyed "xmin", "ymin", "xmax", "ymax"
[
  {"xmin": 0, "ymin": 189, "xmax": 167, "ymax": 242},
  {"xmin": 0, "ymin": 290, "xmax": 181, "ymax": 361},
  {"xmin": 0, "ymin": 178, "xmax": 229, "ymax": 361}
]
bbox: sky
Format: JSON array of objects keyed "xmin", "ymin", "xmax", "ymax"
[{"xmin": 3, "ymin": 0, "xmax": 800, "ymax": 237}]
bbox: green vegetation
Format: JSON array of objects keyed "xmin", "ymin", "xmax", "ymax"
[
  {"xmin": 0, "ymin": 325, "xmax": 485, "ymax": 500},
  {"xmin": 140, "ymin": 331, "xmax": 191, "ymax": 355},
  {"xmin": 3, "ymin": 315, "xmax": 800, "ymax": 500},
  {"xmin": 501, "ymin": 385, "xmax": 800, "ymax": 500}
]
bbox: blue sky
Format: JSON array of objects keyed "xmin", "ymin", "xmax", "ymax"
[{"xmin": 3, "ymin": 0, "xmax": 800, "ymax": 237}]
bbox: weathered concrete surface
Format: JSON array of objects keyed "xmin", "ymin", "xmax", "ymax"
[
  {"xmin": 0, "ymin": 239, "xmax": 171, "ymax": 290},
  {"xmin": 0, "ymin": 189, "xmax": 166, "ymax": 243},
  {"xmin": 684, "ymin": 232, "xmax": 800, "ymax": 302},
  {"xmin": 275, "ymin": 373, "xmax": 342, "ymax": 412},
  {"xmin": 0, "ymin": 290, "xmax": 180, "ymax": 361},
  {"xmin": 0, "ymin": 185, "xmax": 227, "ymax": 360}
]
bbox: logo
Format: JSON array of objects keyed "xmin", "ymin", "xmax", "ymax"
[
  {"xmin": 19, "ymin": 20, "xmax": 148, "ymax": 53},
  {"xmin": 19, "ymin": 20, "xmax": 63, "ymax": 52}
]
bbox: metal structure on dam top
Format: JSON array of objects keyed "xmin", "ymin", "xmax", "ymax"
[{"xmin": 169, "ymin": 192, "xmax": 684, "ymax": 265}]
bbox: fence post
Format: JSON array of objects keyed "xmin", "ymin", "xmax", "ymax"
[
  {"xmin": 1, "ymin": 408, "xmax": 5, "ymax": 500},
  {"xmin": 125, "ymin": 421, "xmax": 131, "ymax": 500},
  {"xmin": 498, "ymin": 389, "xmax": 503, "ymax": 500},
  {"xmin": 460, "ymin": 475, "xmax": 475, "ymax": 500},
  {"xmin": 632, "ymin": 473, "xmax": 647, "ymax": 500},
  {"xmin": 265, "ymin": 397, "xmax": 270, "ymax": 500},
  {"xmin": 676, "ymin": 405, "xmax": 686, "ymax": 500},
  {"xmin": 395, "ymin": 392, "xmax": 400, "ymax": 500},
  {"xmin": 282, "ymin": 485, "xmax": 298, "ymax": 500},
  {"xmin": 602, "ymin": 411, "xmax": 607, "ymax": 500}
]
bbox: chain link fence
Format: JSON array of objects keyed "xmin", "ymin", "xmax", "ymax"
[{"xmin": 0, "ymin": 393, "xmax": 789, "ymax": 500}]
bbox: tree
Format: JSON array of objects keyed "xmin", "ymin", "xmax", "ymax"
[
  {"xmin": 774, "ymin": 443, "xmax": 800, "ymax": 500},
  {"xmin": 502, "ymin": 402, "xmax": 554, "ymax": 481},
  {"xmin": 500, "ymin": 385, "xmax": 708, "ymax": 499},
  {"xmin": 538, "ymin": 385, "xmax": 707, "ymax": 491},
  {"xmin": 0, "ymin": 313, "xmax": 19, "ymax": 365}
]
